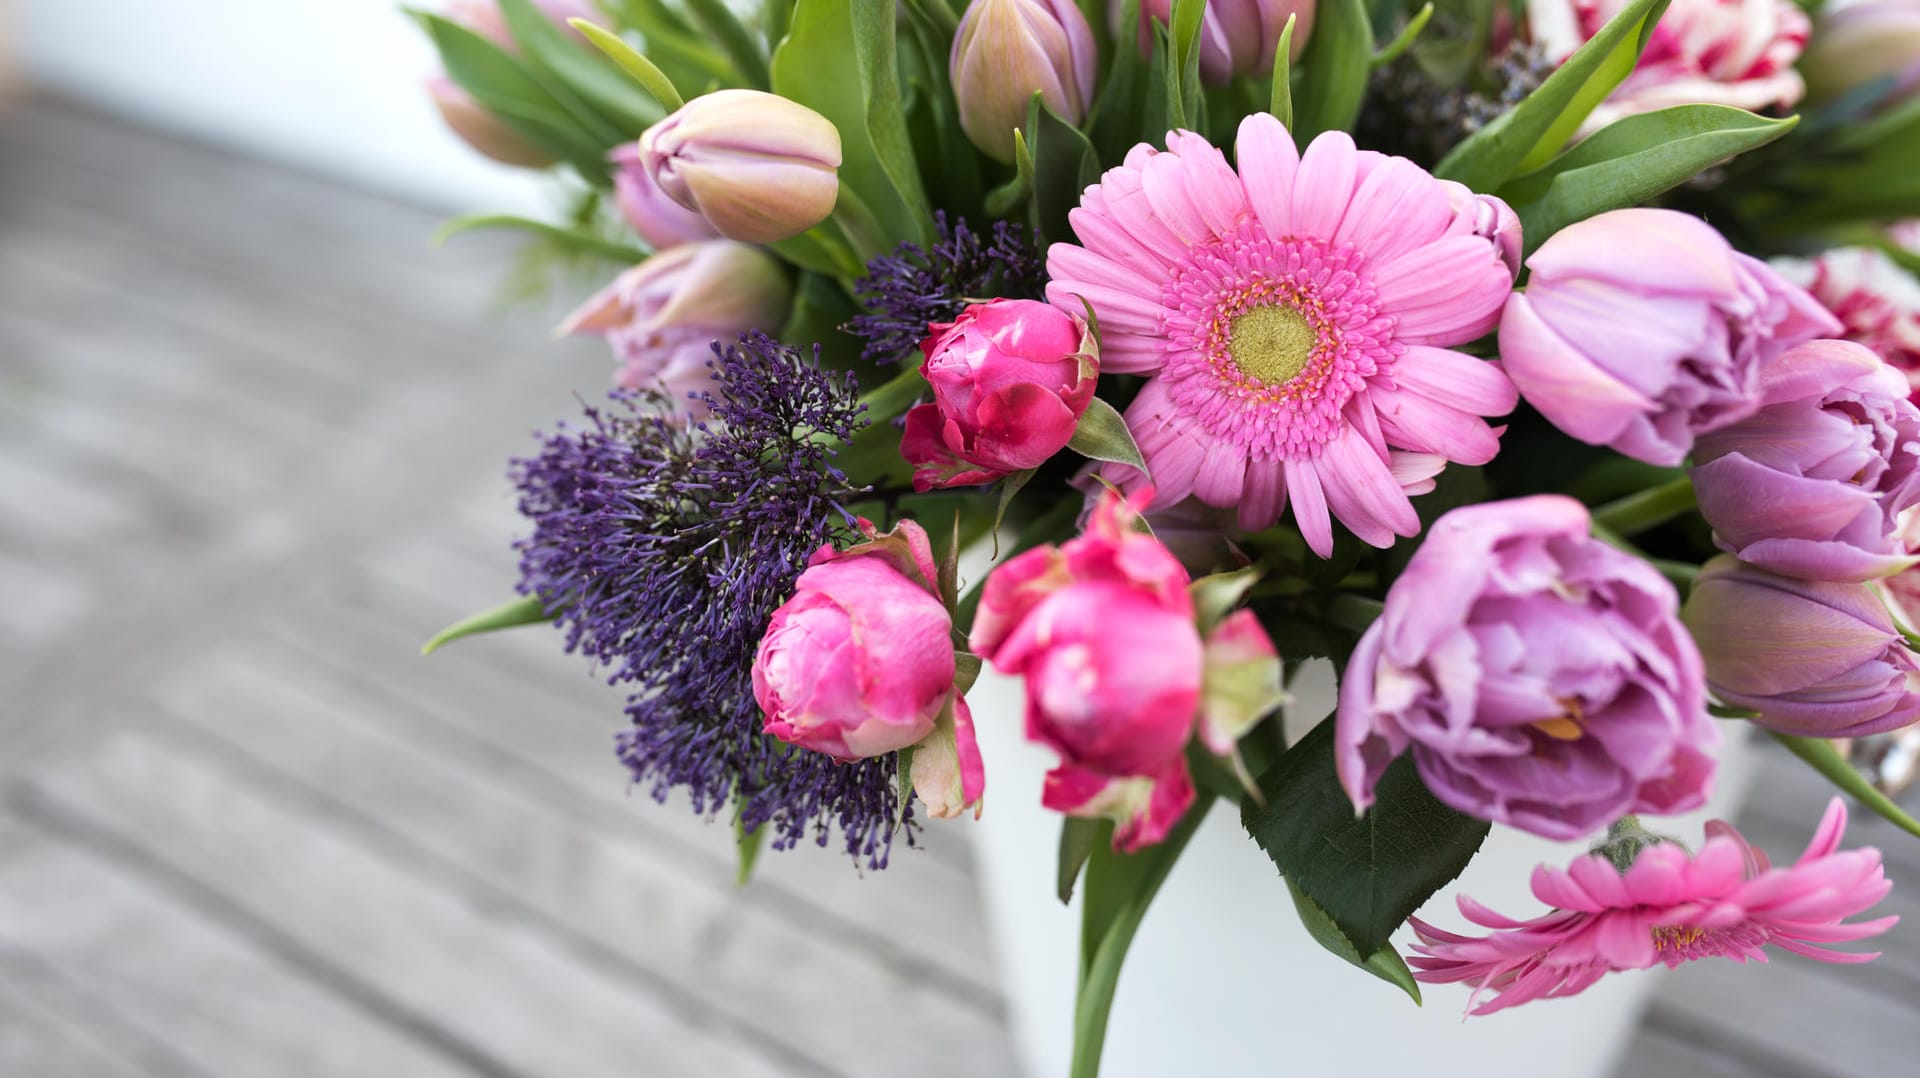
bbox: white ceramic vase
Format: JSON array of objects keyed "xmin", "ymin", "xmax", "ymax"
[{"xmin": 967, "ymin": 658, "xmax": 1758, "ymax": 1078}]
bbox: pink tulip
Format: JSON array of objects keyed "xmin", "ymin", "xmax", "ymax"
[
  {"xmin": 900, "ymin": 299, "xmax": 1098, "ymax": 491},
  {"xmin": 609, "ymin": 144, "xmax": 721, "ymax": 250},
  {"xmin": 640, "ymin": 90, "xmax": 843, "ymax": 244},
  {"xmin": 952, "ymin": 0, "xmax": 1099, "ymax": 161},
  {"xmin": 1119, "ymin": 0, "xmax": 1317, "ymax": 86}
]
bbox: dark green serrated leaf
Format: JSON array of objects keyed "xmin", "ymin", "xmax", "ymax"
[
  {"xmin": 1242, "ymin": 719, "xmax": 1490, "ymax": 954},
  {"xmin": 1287, "ymin": 879, "xmax": 1422, "ymax": 1003},
  {"xmin": 1503, "ymin": 106, "xmax": 1796, "ymax": 252},
  {"xmin": 1067, "ymin": 398, "xmax": 1148, "ymax": 470},
  {"xmin": 1293, "ymin": 0, "xmax": 1373, "ymax": 141},
  {"xmin": 1774, "ymin": 732, "xmax": 1920, "ymax": 842},
  {"xmin": 421, "ymin": 596, "xmax": 552, "ymax": 655},
  {"xmin": 1435, "ymin": 0, "xmax": 1669, "ymax": 191},
  {"xmin": 1058, "ymin": 817, "xmax": 1104, "ymax": 904}
]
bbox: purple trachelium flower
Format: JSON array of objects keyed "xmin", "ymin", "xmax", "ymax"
[
  {"xmin": 510, "ymin": 333, "xmax": 908, "ymax": 866},
  {"xmin": 1336, "ymin": 495, "xmax": 1718, "ymax": 841},
  {"xmin": 847, "ymin": 212, "xmax": 1047, "ymax": 364},
  {"xmin": 1692, "ymin": 339, "xmax": 1920, "ymax": 582}
]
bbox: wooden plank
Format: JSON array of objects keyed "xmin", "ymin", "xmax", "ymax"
[
  {"xmin": 19, "ymin": 729, "xmax": 798, "ymax": 1078},
  {"xmin": 0, "ymin": 815, "xmax": 479, "ymax": 1078},
  {"xmin": 146, "ymin": 637, "xmax": 1018, "ymax": 1078},
  {"xmin": 1613, "ymin": 1018, "xmax": 1814, "ymax": 1078},
  {"xmin": 0, "ymin": 973, "xmax": 168, "ymax": 1078}
]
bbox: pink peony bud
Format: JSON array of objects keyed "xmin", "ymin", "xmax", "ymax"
[
  {"xmin": 639, "ymin": 90, "xmax": 843, "ymax": 244},
  {"xmin": 1691, "ymin": 339, "xmax": 1920, "ymax": 582},
  {"xmin": 753, "ymin": 520, "xmax": 963, "ymax": 761},
  {"xmin": 951, "ymin": 0, "xmax": 1099, "ymax": 162},
  {"xmin": 609, "ymin": 144, "xmax": 721, "ymax": 250},
  {"xmin": 557, "ymin": 241, "xmax": 793, "ymax": 410},
  {"xmin": 1803, "ymin": 0, "xmax": 1920, "ymax": 108},
  {"xmin": 1118, "ymin": 0, "xmax": 1317, "ymax": 86},
  {"xmin": 429, "ymin": 0, "xmax": 597, "ymax": 167},
  {"xmin": 1499, "ymin": 208, "xmax": 1838, "ymax": 466},
  {"xmin": 1773, "ymin": 247, "xmax": 1920, "ymax": 401},
  {"xmin": 1685, "ymin": 555, "xmax": 1920, "ymax": 737},
  {"xmin": 900, "ymin": 299, "xmax": 1098, "ymax": 491}
]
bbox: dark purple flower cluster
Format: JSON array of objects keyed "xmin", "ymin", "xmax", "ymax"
[
  {"xmin": 511, "ymin": 333, "xmax": 907, "ymax": 867},
  {"xmin": 847, "ymin": 212, "xmax": 1046, "ymax": 364}
]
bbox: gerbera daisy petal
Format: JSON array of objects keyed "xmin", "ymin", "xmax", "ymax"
[
  {"xmin": 1371, "ymin": 385, "xmax": 1503, "ymax": 465},
  {"xmin": 1372, "ymin": 235, "xmax": 1515, "ymax": 345},
  {"xmin": 1291, "ymin": 130, "xmax": 1361, "ymax": 240},
  {"xmin": 1285, "ymin": 458, "xmax": 1335, "ymax": 557},
  {"xmin": 1392, "ymin": 346, "xmax": 1520, "ymax": 415},
  {"xmin": 1234, "ymin": 114, "xmax": 1300, "ymax": 237},
  {"xmin": 1317, "ymin": 426, "xmax": 1419, "ymax": 544},
  {"xmin": 1333, "ymin": 155, "xmax": 1455, "ymax": 264}
]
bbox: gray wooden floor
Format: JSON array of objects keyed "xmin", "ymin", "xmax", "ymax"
[{"xmin": 1, "ymin": 95, "xmax": 1915, "ymax": 1078}]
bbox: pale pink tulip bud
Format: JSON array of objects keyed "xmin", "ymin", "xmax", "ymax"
[
  {"xmin": 639, "ymin": 90, "xmax": 843, "ymax": 244},
  {"xmin": 1803, "ymin": 0, "xmax": 1920, "ymax": 108},
  {"xmin": 609, "ymin": 144, "xmax": 720, "ymax": 250},
  {"xmin": 1119, "ymin": 0, "xmax": 1317, "ymax": 86},
  {"xmin": 951, "ymin": 0, "xmax": 1099, "ymax": 162},
  {"xmin": 429, "ymin": 0, "xmax": 596, "ymax": 167}
]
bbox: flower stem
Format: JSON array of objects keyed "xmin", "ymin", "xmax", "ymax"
[
  {"xmin": 1325, "ymin": 594, "xmax": 1385, "ymax": 635},
  {"xmin": 1591, "ymin": 476, "xmax": 1697, "ymax": 536}
]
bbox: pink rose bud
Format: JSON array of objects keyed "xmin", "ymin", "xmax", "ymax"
[
  {"xmin": 900, "ymin": 299, "xmax": 1098, "ymax": 491},
  {"xmin": 1691, "ymin": 339, "xmax": 1920, "ymax": 582},
  {"xmin": 557, "ymin": 240, "xmax": 793, "ymax": 410},
  {"xmin": 1772, "ymin": 247, "xmax": 1920, "ymax": 400},
  {"xmin": 1499, "ymin": 208, "xmax": 1839, "ymax": 466},
  {"xmin": 1803, "ymin": 0, "xmax": 1920, "ymax": 108},
  {"xmin": 639, "ymin": 90, "xmax": 843, "ymax": 244},
  {"xmin": 609, "ymin": 143, "xmax": 720, "ymax": 250},
  {"xmin": 951, "ymin": 0, "xmax": 1099, "ymax": 162},
  {"xmin": 973, "ymin": 490, "xmax": 1281, "ymax": 850},
  {"xmin": 1118, "ymin": 0, "xmax": 1317, "ymax": 86},
  {"xmin": 429, "ymin": 0, "xmax": 597, "ymax": 167},
  {"xmin": 754, "ymin": 520, "xmax": 962, "ymax": 761},
  {"xmin": 1685, "ymin": 555, "xmax": 1920, "ymax": 737}
]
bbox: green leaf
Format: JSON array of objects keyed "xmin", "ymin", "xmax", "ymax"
[
  {"xmin": 1435, "ymin": 0, "xmax": 1670, "ymax": 191},
  {"xmin": 1502, "ymin": 106, "xmax": 1797, "ymax": 251},
  {"xmin": 734, "ymin": 811, "xmax": 767, "ymax": 886},
  {"xmin": 1242, "ymin": 719, "xmax": 1490, "ymax": 954},
  {"xmin": 601, "ymin": 0, "xmax": 738, "ymax": 90},
  {"xmin": 1067, "ymin": 398, "xmax": 1148, "ymax": 471},
  {"xmin": 1371, "ymin": 3, "xmax": 1434, "ymax": 67},
  {"xmin": 1191, "ymin": 567, "xmax": 1261, "ymax": 635},
  {"xmin": 1269, "ymin": 14, "xmax": 1297, "ymax": 130},
  {"xmin": 1773, "ymin": 732, "xmax": 1920, "ymax": 842},
  {"xmin": 992, "ymin": 467, "xmax": 1038, "ymax": 555},
  {"xmin": 421, "ymin": 596, "xmax": 552, "ymax": 655},
  {"xmin": 1170, "ymin": 0, "xmax": 1208, "ymax": 130},
  {"xmin": 954, "ymin": 652, "xmax": 983, "ymax": 694},
  {"xmin": 1293, "ymin": 0, "xmax": 1374, "ymax": 141},
  {"xmin": 682, "ymin": 0, "xmax": 772, "ymax": 88},
  {"xmin": 1058, "ymin": 817, "xmax": 1104, "ymax": 904},
  {"xmin": 1287, "ymin": 879, "xmax": 1422, "ymax": 1003},
  {"xmin": 1025, "ymin": 95, "xmax": 1102, "ymax": 247},
  {"xmin": 497, "ymin": 0, "xmax": 657, "ymax": 140},
  {"xmin": 414, "ymin": 12, "xmax": 613, "ymax": 178},
  {"xmin": 432, "ymin": 213, "xmax": 650, "ymax": 264},
  {"xmin": 856, "ymin": 363, "xmax": 929, "ymax": 423},
  {"xmin": 570, "ymin": 19, "xmax": 685, "ymax": 111},
  {"xmin": 1087, "ymin": 0, "xmax": 1147, "ymax": 161}
]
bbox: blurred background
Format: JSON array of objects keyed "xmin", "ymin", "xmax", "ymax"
[{"xmin": 2, "ymin": 2, "xmax": 1916, "ymax": 1076}]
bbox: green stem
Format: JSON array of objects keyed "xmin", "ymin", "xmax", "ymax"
[
  {"xmin": 1325, "ymin": 594, "xmax": 1385, "ymax": 635},
  {"xmin": 1774, "ymin": 732, "xmax": 1920, "ymax": 841},
  {"xmin": 1370, "ymin": 2, "xmax": 1433, "ymax": 67},
  {"xmin": 1070, "ymin": 798, "xmax": 1212, "ymax": 1078},
  {"xmin": 1590, "ymin": 476, "xmax": 1697, "ymax": 536}
]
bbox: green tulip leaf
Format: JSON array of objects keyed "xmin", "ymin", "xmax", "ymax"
[
  {"xmin": 432, "ymin": 213, "xmax": 650, "ymax": 264},
  {"xmin": 1774, "ymin": 732, "xmax": 1920, "ymax": 842},
  {"xmin": 1025, "ymin": 95, "xmax": 1102, "ymax": 247},
  {"xmin": 421, "ymin": 596, "xmax": 552, "ymax": 656},
  {"xmin": 1058, "ymin": 817, "xmax": 1105, "ymax": 904},
  {"xmin": 1293, "ymin": 0, "xmax": 1373, "ymax": 141},
  {"xmin": 570, "ymin": 19, "xmax": 685, "ymax": 112},
  {"xmin": 497, "ymin": 0, "xmax": 658, "ymax": 140}
]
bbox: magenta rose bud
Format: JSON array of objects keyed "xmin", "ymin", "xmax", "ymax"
[
  {"xmin": 900, "ymin": 299, "xmax": 1098, "ymax": 491},
  {"xmin": 557, "ymin": 240, "xmax": 793, "ymax": 411},
  {"xmin": 639, "ymin": 90, "xmax": 842, "ymax": 244},
  {"xmin": 1499, "ymin": 208, "xmax": 1839, "ymax": 466},
  {"xmin": 951, "ymin": 0, "xmax": 1099, "ymax": 162},
  {"xmin": 1692, "ymin": 339, "xmax": 1920, "ymax": 582},
  {"xmin": 754, "ymin": 520, "xmax": 959, "ymax": 761},
  {"xmin": 1336, "ymin": 495, "xmax": 1718, "ymax": 841},
  {"xmin": 1118, "ymin": 0, "xmax": 1317, "ymax": 86},
  {"xmin": 1683, "ymin": 555, "xmax": 1920, "ymax": 738},
  {"xmin": 609, "ymin": 143, "xmax": 720, "ymax": 250}
]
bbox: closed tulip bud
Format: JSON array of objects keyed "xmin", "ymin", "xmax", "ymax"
[
  {"xmin": 609, "ymin": 144, "xmax": 720, "ymax": 250},
  {"xmin": 1803, "ymin": 0, "xmax": 1920, "ymax": 108},
  {"xmin": 429, "ymin": 0, "xmax": 596, "ymax": 168},
  {"xmin": 1119, "ymin": 0, "xmax": 1317, "ymax": 86},
  {"xmin": 639, "ymin": 90, "xmax": 843, "ymax": 244},
  {"xmin": 1685, "ymin": 555, "xmax": 1920, "ymax": 738},
  {"xmin": 951, "ymin": 0, "xmax": 1099, "ymax": 162}
]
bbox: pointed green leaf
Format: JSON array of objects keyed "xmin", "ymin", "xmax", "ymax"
[
  {"xmin": 1191, "ymin": 567, "xmax": 1261, "ymax": 635},
  {"xmin": 1269, "ymin": 14, "xmax": 1297, "ymax": 130},
  {"xmin": 1287, "ymin": 880, "xmax": 1422, "ymax": 1003},
  {"xmin": 1025, "ymin": 95, "xmax": 1101, "ymax": 246},
  {"xmin": 734, "ymin": 811, "xmax": 767, "ymax": 886},
  {"xmin": 682, "ymin": 0, "xmax": 772, "ymax": 88},
  {"xmin": 1067, "ymin": 398, "xmax": 1148, "ymax": 471},
  {"xmin": 421, "ymin": 596, "xmax": 552, "ymax": 655},
  {"xmin": 570, "ymin": 19, "xmax": 685, "ymax": 111},
  {"xmin": 1372, "ymin": 3, "xmax": 1434, "ymax": 68},
  {"xmin": 954, "ymin": 652, "xmax": 983, "ymax": 695},
  {"xmin": 993, "ymin": 468, "xmax": 1038, "ymax": 555},
  {"xmin": 1058, "ymin": 817, "xmax": 1103, "ymax": 904},
  {"xmin": 413, "ymin": 11, "xmax": 612, "ymax": 178},
  {"xmin": 1436, "ymin": 0, "xmax": 1670, "ymax": 191},
  {"xmin": 1774, "ymin": 732, "xmax": 1920, "ymax": 842},
  {"xmin": 497, "ymin": 0, "xmax": 656, "ymax": 140},
  {"xmin": 432, "ymin": 213, "xmax": 650, "ymax": 264},
  {"xmin": 1242, "ymin": 718, "xmax": 1490, "ymax": 954},
  {"xmin": 1293, "ymin": 0, "xmax": 1373, "ymax": 141}
]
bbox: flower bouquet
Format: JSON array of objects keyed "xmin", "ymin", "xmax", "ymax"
[{"xmin": 413, "ymin": 0, "xmax": 1920, "ymax": 1071}]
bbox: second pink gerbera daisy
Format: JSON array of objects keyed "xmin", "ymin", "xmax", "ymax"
[{"xmin": 1046, "ymin": 114, "xmax": 1520, "ymax": 555}]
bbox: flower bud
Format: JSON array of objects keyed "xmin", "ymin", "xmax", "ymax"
[
  {"xmin": 951, "ymin": 0, "xmax": 1099, "ymax": 162},
  {"xmin": 1685, "ymin": 555, "xmax": 1920, "ymax": 737},
  {"xmin": 610, "ymin": 144, "xmax": 720, "ymax": 250},
  {"xmin": 557, "ymin": 240, "xmax": 792, "ymax": 410},
  {"xmin": 1119, "ymin": 0, "xmax": 1316, "ymax": 86},
  {"xmin": 900, "ymin": 299, "xmax": 1098, "ymax": 490},
  {"xmin": 428, "ymin": 0, "xmax": 597, "ymax": 167},
  {"xmin": 1691, "ymin": 339, "xmax": 1920, "ymax": 582},
  {"xmin": 639, "ymin": 90, "xmax": 843, "ymax": 244},
  {"xmin": 1803, "ymin": 0, "xmax": 1920, "ymax": 109}
]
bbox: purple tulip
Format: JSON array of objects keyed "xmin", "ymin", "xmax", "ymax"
[
  {"xmin": 1118, "ymin": 0, "xmax": 1317, "ymax": 86},
  {"xmin": 1684, "ymin": 555, "xmax": 1920, "ymax": 737},
  {"xmin": 951, "ymin": 0, "xmax": 1099, "ymax": 162},
  {"xmin": 639, "ymin": 90, "xmax": 842, "ymax": 244},
  {"xmin": 1692, "ymin": 339, "xmax": 1920, "ymax": 581},
  {"xmin": 1336, "ymin": 495, "xmax": 1717, "ymax": 841},
  {"xmin": 609, "ymin": 143, "xmax": 720, "ymax": 250},
  {"xmin": 1499, "ymin": 208, "xmax": 1838, "ymax": 466}
]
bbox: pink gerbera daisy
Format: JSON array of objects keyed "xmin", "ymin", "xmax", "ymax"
[
  {"xmin": 1045, "ymin": 114, "xmax": 1520, "ymax": 555},
  {"xmin": 1409, "ymin": 798, "xmax": 1897, "ymax": 1016}
]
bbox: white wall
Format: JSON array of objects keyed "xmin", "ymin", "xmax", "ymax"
[{"xmin": 18, "ymin": 0, "xmax": 549, "ymax": 214}]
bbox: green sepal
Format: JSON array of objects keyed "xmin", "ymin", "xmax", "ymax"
[
  {"xmin": 1068, "ymin": 398, "xmax": 1149, "ymax": 471},
  {"xmin": 1773, "ymin": 732, "xmax": 1920, "ymax": 842},
  {"xmin": 421, "ymin": 596, "xmax": 552, "ymax": 655},
  {"xmin": 1292, "ymin": 0, "xmax": 1374, "ymax": 141},
  {"xmin": 1191, "ymin": 566, "xmax": 1261, "ymax": 636},
  {"xmin": 954, "ymin": 652, "xmax": 983, "ymax": 695},
  {"xmin": 1058, "ymin": 816, "xmax": 1105, "ymax": 904},
  {"xmin": 992, "ymin": 468, "xmax": 1038, "ymax": 555},
  {"xmin": 1287, "ymin": 879, "xmax": 1423, "ymax": 1004}
]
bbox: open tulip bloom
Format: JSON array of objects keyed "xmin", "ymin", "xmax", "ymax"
[{"xmin": 411, "ymin": 0, "xmax": 1920, "ymax": 1069}]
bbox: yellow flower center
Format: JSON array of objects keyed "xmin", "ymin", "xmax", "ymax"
[
  {"xmin": 1532, "ymin": 698, "xmax": 1587, "ymax": 741},
  {"xmin": 1228, "ymin": 304, "xmax": 1320, "ymax": 387},
  {"xmin": 1652, "ymin": 925, "xmax": 1708, "ymax": 952}
]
